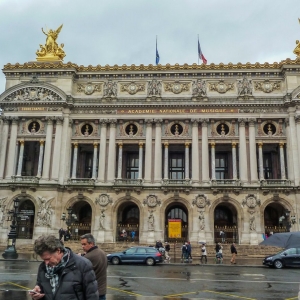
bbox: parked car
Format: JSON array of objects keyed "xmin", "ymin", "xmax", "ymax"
[
  {"xmin": 263, "ymin": 247, "xmax": 300, "ymax": 269},
  {"xmin": 107, "ymin": 246, "xmax": 163, "ymax": 266}
]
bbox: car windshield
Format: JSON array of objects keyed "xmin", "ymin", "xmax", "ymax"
[
  {"xmin": 281, "ymin": 248, "xmax": 297, "ymax": 255},
  {"xmin": 125, "ymin": 248, "xmax": 136, "ymax": 254}
]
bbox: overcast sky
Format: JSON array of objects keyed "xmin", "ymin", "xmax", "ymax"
[{"xmin": 0, "ymin": 0, "xmax": 299, "ymax": 92}]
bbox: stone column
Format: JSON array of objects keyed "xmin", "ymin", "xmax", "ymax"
[
  {"xmin": 92, "ymin": 142, "xmax": 98, "ymax": 179},
  {"xmin": 191, "ymin": 119, "xmax": 200, "ymax": 183},
  {"xmin": 51, "ymin": 117, "xmax": 64, "ymax": 180},
  {"xmin": 201, "ymin": 119, "xmax": 209, "ymax": 183},
  {"xmin": 138, "ymin": 142, "xmax": 144, "ymax": 179},
  {"xmin": 248, "ymin": 118, "xmax": 258, "ymax": 183},
  {"xmin": 42, "ymin": 118, "xmax": 54, "ymax": 180},
  {"xmin": 232, "ymin": 142, "xmax": 237, "ymax": 179},
  {"xmin": 71, "ymin": 142, "xmax": 78, "ymax": 179},
  {"xmin": 238, "ymin": 119, "xmax": 248, "ymax": 183},
  {"xmin": 37, "ymin": 140, "xmax": 45, "ymax": 177},
  {"xmin": 154, "ymin": 119, "xmax": 162, "ymax": 182},
  {"xmin": 288, "ymin": 112, "xmax": 299, "ymax": 185},
  {"xmin": 117, "ymin": 142, "xmax": 123, "ymax": 179},
  {"xmin": 5, "ymin": 117, "xmax": 19, "ymax": 179},
  {"xmin": 0, "ymin": 118, "xmax": 10, "ymax": 179},
  {"xmin": 279, "ymin": 142, "xmax": 286, "ymax": 180},
  {"xmin": 185, "ymin": 142, "xmax": 190, "ymax": 180},
  {"xmin": 16, "ymin": 140, "xmax": 25, "ymax": 176},
  {"xmin": 107, "ymin": 120, "xmax": 117, "ymax": 182},
  {"xmin": 98, "ymin": 119, "xmax": 108, "ymax": 182},
  {"xmin": 164, "ymin": 142, "xmax": 169, "ymax": 180},
  {"xmin": 144, "ymin": 119, "xmax": 153, "ymax": 183},
  {"xmin": 294, "ymin": 115, "xmax": 300, "ymax": 183},
  {"xmin": 211, "ymin": 142, "xmax": 216, "ymax": 180},
  {"xmin": 258, "ymin": 142, "xmax": 264, "ymax": 180},
  {"xmin": 285, "ymin": 118, "xmax": 294, "ymax": 182}
]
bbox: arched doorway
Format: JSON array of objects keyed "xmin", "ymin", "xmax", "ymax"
[
  {"xmin": 68, "ymin": 201, "xmax": 92, "ymax": 239},
  {"xmin": 116, "ymin": 201, "xmax": 139, "ymax": 242},
  {"xmin": 165, "ymin": 203, "xmax": 188, "ymax": 243},
  {"xmin": 17, "ymin": 199, "xmax": 35, "ymax": 239},
  {"xmin": 264, "ymin": 202, "xmax": 287, "ymax": 235},
  {"xmin": 214, "ymin": 203, "xmax": 238, "ymax": 243}
]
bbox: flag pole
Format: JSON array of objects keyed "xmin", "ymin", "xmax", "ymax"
[{"xmin": 197, "ymin": 34, "xmax": 199, "ymax": 65}]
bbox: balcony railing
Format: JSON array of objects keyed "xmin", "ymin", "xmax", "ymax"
[
  {"xmin": 114, "ymin": 179, "xmax": 143, "ymax": 186},
  {"xmin": 11, "ymin": 176, "xmax": 39, "ymax": 183},
  {"xmin": 260, "ymin": 179, "xmax": 291, "ymax": 187},
  {"xmin": 162, "ymin": 179, "xmax": 192, "ymax": 186},
  {"xmin": 211, "ymin": 179, "xmax": 241, "ymax": 186},
  {"xmin": 67, "ymin": 178, "xmax": 95, "ymax": 185}
]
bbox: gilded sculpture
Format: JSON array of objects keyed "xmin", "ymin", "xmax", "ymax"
[
  {"xmin": 36, "ymin": 25, "xmax": 66, "ymax": 61},
  {"xmin": 293, "ymin": 18, "xmax": 300, "ymax": 58}
]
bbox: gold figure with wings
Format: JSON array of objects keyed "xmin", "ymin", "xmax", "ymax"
[
  {"xmin": 36, "ymin": 24, "xmax": 66, "ymax": 61},
  {"xmin": 293, "ymin": 18, "xmax": 300, "ymax": 58}
]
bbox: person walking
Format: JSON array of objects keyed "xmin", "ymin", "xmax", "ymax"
[
  {"xmin": 29, "ymin": 235, "xmax": 98, "ymax": 300},
  {"xmin": 218, "ymin": 242, "xmax": 223, "ymax": 264},
  {"xmin": 181, "ymin": 242, "xmax": 188, "ymax": 262},
  {"xmin": 131, "ymin": 230, "xmax": 136, "ymax": 242},
  {"xmin": 200, "ymin": 243, "xmax": 207, "ymax": 264},
  {"xmin": 79, "ymin": 233, "xmax": 107, "ymax": 300},
  {"xmin": 165, "ymin": 242, "xmax": 171, "ymax": 261},
  {"xmin": 58, "ymin": 228, "xmax": 64, "ymax": 241},
  {"xmin": 230, "ymin": 242, "xmax": 237, "ymax": 264},
  {"xmin": 187, "ymin": 241, "xmax": 192, "ymax": 261}
]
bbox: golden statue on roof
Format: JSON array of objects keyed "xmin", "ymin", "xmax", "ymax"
[
  {"xmin": 293, "ymin": 19, "xmax": 300, "ymax": 58},
  {"xmin": 36, "ymin": 24, "xmax": 66, "ymax": 61}
]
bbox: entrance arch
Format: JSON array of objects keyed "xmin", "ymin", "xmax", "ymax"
[
  {"xmin": 165, "ymin": 203, "xmax": 188, "ymax": 243},
  {"xmin": 17, "ymin": 199, "xmax": 35, "ymax": 239},
  {"xmin": 264, "ymin": 202, "xmax": 287, "ymax": 235},
  {"xmin": 116, "ymin": 201, "xmax": 140, "ymax": 242},
  {"xmin": 214, "ymin": 203, "xmax": 238, "ymax": 243}
]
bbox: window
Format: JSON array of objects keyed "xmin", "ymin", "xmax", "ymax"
[
  {"xmin": 215, "ymin": 153, "xmax": 229, "ymax": 179},
  {"xmin": 136, "ymin": 248, "xmax": 146, "ymax": 254},
  {"xmin": 263, "ymin": 153, "xmax": 273, "ymax": 179},
  {"xmin": 169, "ymin": 153, "xmax": 184, "ymax": 179},
  {"xmin": 126, "ymin": 152, "xmax": 139, "ymax": 179}
]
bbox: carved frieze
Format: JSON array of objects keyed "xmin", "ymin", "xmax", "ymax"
[
  {"xmin": 103, "ymin": 80, "xmax": 117, "ymax": 98},
  {"xmin": 237, "ymin": 77, "xmax": 253, "ymax": 98},
  {"xmin": 77, "ymin": 82, "xmax": 101, "ymax": 95},
  {"xmin": 147, "ymin": 79, "xmax": 162, "ymax": 97},
  {"xmin": 209, "ymin": 80, "xmax": 234, "ymax": 94},
  {"xmin": 242, "ymin": 194, "xmax": 260, "ymax": 209},
  {"xmin": 164, "ymin": 81, "xmax": 190, "ymax": 94},
  {"xmin": 254, "ymin": 80, "xmax": 281, "ymax": 93},
  {"xmin": 192, "ymin": 79, "xmax": 207, "ymax": 97},
  {"xmin": 95, "ymin": 194, "xmax": 113, "ymax": 207},
  {"xmin": 121, "ymin": 82, "xmax": 145, "ymax": 95},
  {"xmin": 36, "ymin": 196, "xmax": 54, "ymax": 227},
  {"xmin": 143, "ymin": 195, "xmax": 161, "ymax": 208}
]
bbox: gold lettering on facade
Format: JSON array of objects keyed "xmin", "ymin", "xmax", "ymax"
[
  {"xmin": 19, "ymin": 107, "xmax": 47, "ymax": 111},
  {"xmin": 118, "ymin": 108, "xmax": 237, "ymax": 114}
]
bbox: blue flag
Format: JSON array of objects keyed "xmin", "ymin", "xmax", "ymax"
[{"xmin": 156, "ymin": 37, "xmax": 160, "ymax": 65}]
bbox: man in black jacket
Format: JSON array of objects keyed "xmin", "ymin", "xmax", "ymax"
[{"xmin": 29, "ymin": 235, "xmax": 99, "ymax": 300}]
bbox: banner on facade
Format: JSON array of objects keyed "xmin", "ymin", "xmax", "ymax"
[{"xmin": 168, "ymin": 219, "xmax": 181, "ymax": 238}]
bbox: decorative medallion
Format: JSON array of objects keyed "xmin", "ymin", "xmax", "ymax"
[
  {"xmin": 143, "ymin": 195, "xmax": 161, "ymax": 208},
  {"xmin": 209, "ymin": 80, "xmax": 234, "ymax": 94},
  {"xmin": 81, "ymin": 123, "xmax": 94, "ymax": 137},
  {"xmin": 77, "ymin": 82, "xmax": 101, "ymax": 95},
  {"xmin": 95, "ymin": 194, "xmax": 113, "ymax": 207},
  {"xmin": 192, "ymin": 194, "xmax": 210, "ymax": 208},
  {"xmin": 263, "ymin": 122, "xmax": 277, "ymax": 136},
  {"xmin": 125, "ymin": 123, "xmax": 138, "ymax": 137},
  {"xmin": 254, "ymin": 80, "xmax": 281, "ymax": 93},
  {"xmin": 28, "ymin": 121, "xmax": 41, "ymax": 134},
  {"xmin": 164, "ymin": 81, "xmax": 189, "ymax": 94},
  {"xmin": 242, "ymin": 194, "xmax": 260, "ymax": 209},
  {"xmin": 121, "ymin": 82, "xmax": 145, "ymax": 95}
]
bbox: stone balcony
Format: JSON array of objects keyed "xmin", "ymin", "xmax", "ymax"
[
  {"xmin": 67, "ymin": 178, "xmax": 95, "ymax": 186},
  {"xmin": 260, "ymin": 179, "xmax": 291, "ymax": 187},
  {"xmin": 114, "ymin": 179, "xmax": 143, "ymax": 186}
]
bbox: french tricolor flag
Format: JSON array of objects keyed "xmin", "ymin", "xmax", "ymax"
[{"xmin": 198, "ymin": 39, "xmax": 207, "ymax": 65}]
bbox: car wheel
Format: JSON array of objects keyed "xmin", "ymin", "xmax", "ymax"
[
  {"xmin": 146, "ymin": 257, "xmax": 155, "ymax": 266},
  {"xmin": 111, "ymin": 256, "xmax": 120, "ymax": 265},
  {"xmin": 274, "ymin": 260, "xmax": 283, "ymax": 269}
]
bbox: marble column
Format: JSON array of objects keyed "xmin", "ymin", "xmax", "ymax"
[
  {"xmin": 201, "ymin": 119, "xmax": 209, "ymax": 183},
  {"xmin": 294, "ymin": 115, "xmax": 300, "ymax": 182},
  {"xmin": 248, "ymin": 118, "xmax": 258, "ymax": 183},
  {"xmin": 0, "ymin": 118, "xmax": 9, "ymax": 179},
  {"xmin": 51, "ymin": 117, "xmax": 64, "ymax": 180},
  {"xmin": 232, "ymin": 142, "xmax": 237, "ymax": 179},
  {"xmin": 258, "ymin": 142, "xmax": 264, "ymax": 180},
  {"xmin": 117, "ymin": 142, "xmax": 123, "ymax": 179},
  {"xmin": 42, "ymin": 118, "xmax": 54, "ymax": 180},
  {"xmin": 5, "ymin": 117, "xmax": 19, "ymax": 179},
  {"xmin": 138, "ymin": 142, "xmax": 144, "ymax": 179},
  {"xmin": 279, "ymin": 142, "xmax": 286, "ymax": 180},
  {"xmin": 92, "ymin": 142, "xmax": 98, "ymax": 179},
  {"xmin": 107, "ymin": 120, "xmax": 117, "ymax": 182},
  {"xmin": 288, "ymin": 112, "xmax": 299, "ymax": 185},
  {"xmin": 211, "ymin": 142, "xmax": 216, "ymax": 180},
  {"xmin": 238, "ymin": 119, "xmax": 248, "ymax": 183},
  {"xmin": 154, "ymin": 119, "xmax": 162, "ymax": 182},
  {"xmin": 16, "ymin": 140, "xmax": 25, "ymax": 176},
  {"xmin": 98, "ymin": 119, "xmax": 108, "ymax": 182},
  {"xmin": 144, "ymin": 119, "xmax": 153, "ymax": 182},
  {"xmin": 285, "ymin": 118, "xmax": 294, "ymax": 182},
  {"xmin": 37, "ymin": 140, "xmax": 45, "ymax": 177},
  {"xmin": 164, "ymin": 142, "xmax": 169, "ymax": 180},
  {"xmin": 191, "ymin": 119, "xmax": 200, "ymax": 183},
  {"xmin": 185, "ymin": 142, "xmax": 190, "ymax": 180},
  {"xmin": 71, "ymin": 142, "xmax": 78, "ymax": 179}
]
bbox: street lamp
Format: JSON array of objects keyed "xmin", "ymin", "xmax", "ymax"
[
  {"xmin": 2, "ymin": 198, "xmax": 20, "ymax": 259},
  {"xmin": 279, "ymin": 209, "xmax": 296, "ymax": 232},
  {"xmin": 61, "ymin": 206, "xmax": 78, "ymax": 240}
]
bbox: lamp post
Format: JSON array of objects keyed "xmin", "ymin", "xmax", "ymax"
[
  {"xmin": 2, "ymin": 198, "xmax": 20, "ymax": 259},
  {"xmin": 61, "ymin": 206, "xmax": 78, "ymax": 240},
  {"xmin": 279, "ymin": 210, "xmax": 297, "ymax": 232}
]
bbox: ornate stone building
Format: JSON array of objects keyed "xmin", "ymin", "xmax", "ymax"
[{"xmin": 1, "ymin": 28, "xmax": 300, "ymax": 245}]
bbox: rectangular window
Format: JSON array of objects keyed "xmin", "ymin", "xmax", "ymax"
[
  {"xmin": 169, "ymin": 153, "xmax": 184, "ymax": 179},
  {"xmin": 263, "ymin": 153, "xmax": 273, "ymax": 179},
  {"xmin": 215, "ymin": 153, "xmax": 229, "ymax": 179},
  {"xmin": 126, "ymin": 152, "xmax": 139, "ymax": 179}
]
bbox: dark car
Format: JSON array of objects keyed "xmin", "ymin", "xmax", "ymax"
[
  {"xmin": 263, "ymin": 247, "xmax": 300, "ymax": 269},
  {"xmin": 107, "ymin": 246, "xmax": 163, "ymax": 266}
]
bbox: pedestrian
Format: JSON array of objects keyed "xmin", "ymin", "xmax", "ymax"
[
  {"xmin": 187, "ymin": 241, "xmax": 192, "ymax": 260},
  {"xmin": 29, "ymin": 235, "xmax": 98, "ymax": 300},
  {"xmin": 181, "ymin": 242, "xmax": 188, "ymax": 261},
  {"xmin": 165, "ymin": 242, "xmax": 171, "ymax": 261},
  {"xmin": 131, "ymin": 230, "xmax": 135, "ymax": 242},
  {"xmin": 58, "ymin": 228, "xmax": 64, "ymax": 241},
  {"xmin": 155, "ymin": 240, "xmax": 163, "ymax": 249},
  {"xmin": 200, "ymin": 243, "xmax": 207, "ymax": 264},
  {"xmin": 215, "ymin": 242, "xmax": 221, "ymax": 263},
  {"xmin": 230, "ymin": 242, "xmax": 237, "ymax": 264},
  {"xmin": 64, "ymin": 228, "xmax": 71, "ymax": 241},
  {"xmin": 79, "ymin": 233, "xmax": 107, "ymax": 300},
  {"xmin": 121, "ymin": 229, "xmax": 127, "ymax": 242},
  {"xmin": 218, "ymin": 242, "xmax": 223, "ymax": 264},
  {"xmin": 220, "ymin": 230, "xmax": 226, "ymax": 243}
]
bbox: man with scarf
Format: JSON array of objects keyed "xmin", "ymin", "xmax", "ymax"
[{"xmin": 29, "ymin": 235, "xmax": 99, "ymax": 300}]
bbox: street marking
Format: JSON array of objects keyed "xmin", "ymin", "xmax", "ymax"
[
  {"xmin": 164, "ymin": 291, "xmax": 197, "ymax": 298},
  {"xmin": 6, "ymin": 282, "xmax": 29, "ymax": 289},
  {"xmin": 108, "ymin": 286, "xmax": 142, "ymax": 296},
  {"xmin": 204, "ymin": 290, "xmax": 256, "ymax": 300},
  {"xmin": 285, "ymin": 298, "xmax": 298, "ymax": 300}
]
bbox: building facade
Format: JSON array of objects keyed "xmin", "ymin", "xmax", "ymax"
[{"xmin": 1, "ymin": 54, "xmax": 300, "ymax": 245}]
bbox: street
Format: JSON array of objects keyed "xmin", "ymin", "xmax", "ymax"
[{"xmin": 0, "ymin": 259, "xmax": 299, "ymax": 300}]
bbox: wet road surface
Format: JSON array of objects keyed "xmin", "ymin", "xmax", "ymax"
[{"xmin": 0, "ymin": 258, "xmax": 298, "ymax": 299}]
